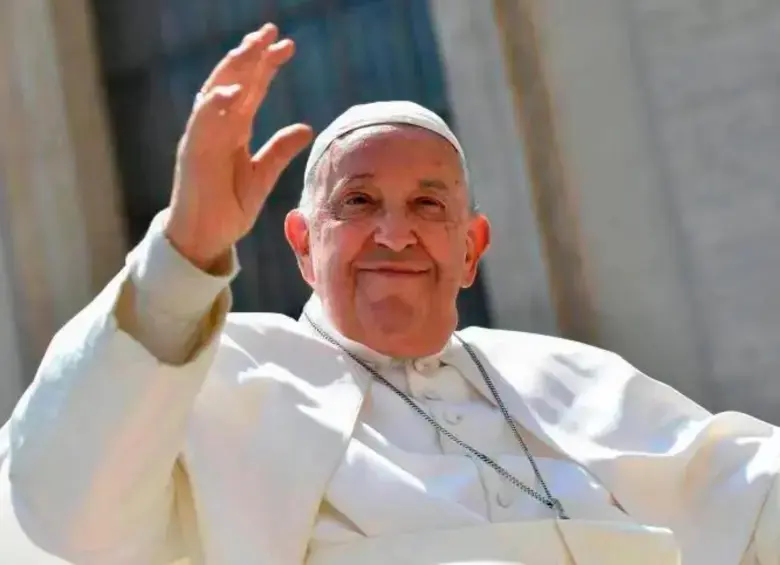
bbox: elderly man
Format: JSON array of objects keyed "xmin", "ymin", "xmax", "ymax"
[{"xmin": 2, "ymin": 23, "xmax": 780, "ymax": 565}]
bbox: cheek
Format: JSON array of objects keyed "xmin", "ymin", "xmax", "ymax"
[
  {"xmin": 419, "ymin": 230, "xmax": 469, "ymax": 276},
  {"xmin": 317, "ymin": 225, "xmax": 370, "ymax": 279}
]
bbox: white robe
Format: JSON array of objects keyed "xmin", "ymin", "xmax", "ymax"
[{"xmin": 2, "ymin": 213, "xmax": 780, "ymax": 564}]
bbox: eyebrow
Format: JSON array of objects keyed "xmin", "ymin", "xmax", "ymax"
[
  {"xmin": 340, "ymin": 173, "xmax": 375, "ymax": 186},
  {"xmin": 419, "ymin": 178, "xmax": 450, "ymax": 192},
  {"xmin": 332, "ymin": 175, "xmax": 450, "ymax": 193},
  {"xmin": 328, "ymin": 173, "xmax": 375, "ymax": 199}
]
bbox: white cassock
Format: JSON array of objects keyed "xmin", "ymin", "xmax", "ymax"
[{"xmin": 1, "ymin": 212, "xmax": 780, "ymax": 565}]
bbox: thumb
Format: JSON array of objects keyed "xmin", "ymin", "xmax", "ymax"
[{"xmin": 236, "ymin": 124, "xmax": 314, "ymax": 210}]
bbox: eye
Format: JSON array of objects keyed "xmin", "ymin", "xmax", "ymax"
[
  {"xmin": 415, "ymin": 196, "xmax": 445, "ymax": 209},
  {"xmin": 334, "ymin": 192, "xmax": 378, "ymax": 219},
  {"xmin": 344, "ymin": 193, "xmax": 373, "ymax": 207}
]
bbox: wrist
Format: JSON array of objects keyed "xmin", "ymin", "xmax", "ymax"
[
  {"xmin": 164, "ymin": 225, "xmax": 232, "ymax": 275},
  {"xmin": 129, "ymin": 210, "xmax": 239, "ymax": 318}
]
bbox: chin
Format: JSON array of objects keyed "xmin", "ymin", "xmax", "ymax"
[
  {"xmin": 363, "ymin": 333, "xmax": 437, "ymax": 359},
  {"xmin": 350, "ymin": 295, "xmax": 457, "ymax": 354},
  {"xmin": 360, "ymin": 295, "xmax": 431, "ymax": 335},
  {"xmin": 362, "ymin": 315, "xmax": 455, "ymax": 359}
]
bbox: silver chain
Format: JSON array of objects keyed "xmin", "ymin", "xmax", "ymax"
[{"xmin": 304, "ymin": 314, "xmax": 569, "ymax": 520}]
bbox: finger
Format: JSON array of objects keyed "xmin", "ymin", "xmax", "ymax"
[
  {"xmin": 200, "ymin": 23, "xmax": 279, "ymax": 93},
  {"xmin": 231, "ymin": 39, "xmax": 297, "ymax": 147},
  {"xmin": 183, "ymin": 84, "xmax": 245, "ymax": 152},
  {"xmin": 237, "ymin": 39, "xmax": 296, "ymax": 118},
  {"xmin": 236, "ymin": 124, "xmax": 314, "ymax": 207}
]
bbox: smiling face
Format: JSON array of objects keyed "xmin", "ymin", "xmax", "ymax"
[{"xmin": 285, "ymin": 124, "xmax": 490, "ymax": 358}]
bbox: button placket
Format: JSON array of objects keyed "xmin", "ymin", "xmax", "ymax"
[
  {"xmin": 406, "ymin": 360, "xmax": 445, "ymax": 403},
  {"xmin": 413, "ymin": 358, "xmax": 439, "ymax": 373}
]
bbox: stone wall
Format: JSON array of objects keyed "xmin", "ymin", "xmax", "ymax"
[
  {"xmin": 0, "ymin": 0, "xmax": 125, "ymax": 421},
  {"xmin": 523, "ymin": 0, "xmax": 780, "ymax": 420},
  {"xmin": 628, "ymin": 0, "xmax": 780, "ymax": 418}
]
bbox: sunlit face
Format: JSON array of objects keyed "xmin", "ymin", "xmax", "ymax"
[{"xmin": 285, "ymin": 125, "xmax": 490, "ymax": 358}]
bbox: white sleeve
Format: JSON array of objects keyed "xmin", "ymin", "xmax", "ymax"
[
  {"xmin": 3, "ymin": 210, "xmax": 237, "ymax": 564},
  {"xmin": 750, "ymin": 472, "xmax": 780, "ymax": 565}
]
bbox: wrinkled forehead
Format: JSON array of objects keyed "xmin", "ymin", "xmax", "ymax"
[{"xmin": 301, "ymin": 123, "xmax": 476, "ymax": 218}]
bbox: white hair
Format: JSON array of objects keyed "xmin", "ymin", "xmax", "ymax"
[{"xmin": 297, "ymin": 155, "xmax": 321, "ymax": 217}]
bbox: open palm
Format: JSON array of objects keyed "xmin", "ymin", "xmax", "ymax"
[{"xmin": 166, "ymin": 23, "xmax": 313, "ymax": 270}]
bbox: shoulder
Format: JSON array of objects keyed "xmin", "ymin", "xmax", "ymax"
[
  {"xmin": 194, "ymin": 311, "xmax": 325, "ymax": 416},
  {"xmin": 458, "ymin": 325, "xmax": 621, "ymax": 370},
  {"xmin": 457, "ymin": 326, "xmax": 653, "ymax": 403},
  {"xmin": 458, "ymin": 326, "xmax": 711, "ymax": 421},
  {"xmin": 203, "ymin": 311, "xmax": 314, "ymax": 381},
  {"xmin": 223, "ymin": 311, "xmax": 304, "ymax": 343}
]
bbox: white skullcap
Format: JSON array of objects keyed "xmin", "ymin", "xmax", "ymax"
[{"xmin": 303, "ymin": 100, "xmax": 469, "ymax": 186}]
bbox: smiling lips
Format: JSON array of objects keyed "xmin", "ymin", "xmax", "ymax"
[{"xmin": 357, "ymin": 262, "xmax": 431, "ymax": 276}]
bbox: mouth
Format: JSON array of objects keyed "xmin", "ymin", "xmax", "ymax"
[
  {"xmin": 362, "ymin": 270, "xmax": 428, "ymax": 278},
  {"xmin": 357, "ymin": 264, "xmax": 431, "ymax": 277}
]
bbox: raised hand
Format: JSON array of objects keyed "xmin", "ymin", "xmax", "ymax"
[{"xmin": 165, "ymin": 23, "xmax": 313, "ymax": 271}]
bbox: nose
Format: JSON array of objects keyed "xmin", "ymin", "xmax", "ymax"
[{"xmin": 373, "ymin": 210, "xmax": 417, "ymax": 252}]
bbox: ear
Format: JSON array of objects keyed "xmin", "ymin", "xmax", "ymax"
[
  {"xmin": 284, "ymin": 209, "xmax": 315, "ymax": 286},
  {"xmin": 461, "ymin": 213, "xmax": 491, "ymax": 288}
]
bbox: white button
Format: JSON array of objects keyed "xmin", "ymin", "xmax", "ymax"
[
  {"xmin": 496, "ymin": 489, "xmax": 514, "ymax": 508},
  {"xmin": 413, "ymin": 358, "xmax": 439, "ymax": 373},
  {"xmin": 444, "ymin": 410, "xmax": 463, "ymax": 425}
]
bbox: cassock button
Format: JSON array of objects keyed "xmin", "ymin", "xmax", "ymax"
[
  {"xmin": 496, "ymin": 490, "xmax": 514, "ymax": 509},
  {"xmin": 444, "ymin": 410, "xmax": 463, "ymax": 425},
  {"xmin": 413, "ymin": 358, "xmax": 438, "ymax": 373}
]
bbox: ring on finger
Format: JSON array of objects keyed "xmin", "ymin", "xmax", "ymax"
[{"xmin": 193, "ymin": 91, "xmax": 207, "ymax": 108}]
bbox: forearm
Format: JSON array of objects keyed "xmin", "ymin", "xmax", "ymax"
[{"xmin": 6, "ymin": 211, "xmax": 237, "ymax": 560}]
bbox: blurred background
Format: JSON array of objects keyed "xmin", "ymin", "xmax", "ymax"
[{"xmin": 0, "ymin": 0, "xmax": 779, "ymax": 424}]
